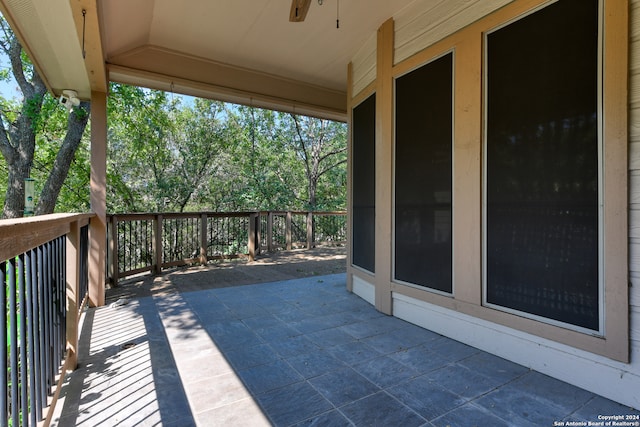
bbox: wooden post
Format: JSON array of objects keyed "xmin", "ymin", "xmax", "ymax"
[
  {"xmin": 374, "ymin": 18, "xmax": 394, "ymax": 315},
  {"xmin": 248, "ymin": 212, "xmax": 257, "ymax": 261},
  {"xmin": 109, "ymin": 215, "xmax": 118, "ymax": 286},
  {"xmin": 200, "ymin": 213, "xmax": 208, "ymax": 265},
  {"xmin": 65, "ymin": 220, "xmax": 80, "ymax": 370},
  {"xmin": 256, "ymin": 213, "xmax": 261, "ymax": 256},
  {"xmin": 89, "ymin": 91, "xmax": 107, "ymax": 307},
  {"xmin": 267, "ymin": 211, "xmax": 274, "ymax": 252},
  {"xmin": 154, "ymin": 214, "xmax": 163, "ymax": 274},
  {"xmin": 286, "ymin": 211, "xmax": 292, "ymax": 251},
  {"xmin": 306, "ymin": 212, "xmax": 313, "ymax": 249}
]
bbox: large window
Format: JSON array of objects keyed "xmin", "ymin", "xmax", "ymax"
[
  {"xmin": 352, "ymin": 94, "xmax": 376, "ymax": 273},
  {"xmin": 484, "ymin": 0, "xmax": 601, "ymax": 331},
  {"xmin": 395, "ymin": 53, "xmax": 453, "ymax": 293}
]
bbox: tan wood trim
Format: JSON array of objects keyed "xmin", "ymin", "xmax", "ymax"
[
  {"xmin": 65, "ymin": 221, "xmax": 81, "ymax": 371},
  {"xmin": 452, "ymin": 35, "xmax": 483, "ymax": 305},
  {"xmin": 392, "ymin": 279, "xmax": 618, "ymax": 357},
  {"xmin": 347, "ymin": 0, "xmax": 631, "ymax": 361},
  {"xmin": 71, "ymin": 0, "xmax": 108, "ymax": 93},
  {"xmin": 375, "ymin": 18, "xmax": 394, "ymax": 315},
  {"xmin": 601, "ymin": 0, "xmax": 629, "ymax": 362},
  {"xmin": 89, "ymin": 90, "xmax": 107, "ymax": 307},
  {"xmin": 347, "ymin": 62, "xmax": 354, "ymax": 292},
  {"xmin": 108, "ymin": 60, "xmax": 347, "ymax": 122},
  {"xmin": 42, "ymin": 351, "xmax": 75, "ymax": 427},
  {"xmin": 0, "ymin": 213, "xmax": 93, "ymax": 262}
]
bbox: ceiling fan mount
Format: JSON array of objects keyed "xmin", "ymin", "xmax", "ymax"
[{"xmin": 289, "ymin": 0, "xmax": 311, "ymax": 22}]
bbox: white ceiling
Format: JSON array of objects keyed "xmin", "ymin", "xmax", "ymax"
[
  {"xmin": 0, "ymin": 0, "xmax": 416, "ymax": 119},
  {"xmin": 102, "ymin": 0, "xmax": 413, "ymax": 91}
]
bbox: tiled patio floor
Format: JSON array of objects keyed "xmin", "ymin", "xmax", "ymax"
[{"xmin": 52, "ymin": 273, "xmax": 638, "ymax": 426}]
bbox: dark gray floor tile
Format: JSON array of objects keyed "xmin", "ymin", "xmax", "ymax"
[
  {"xmin": 425, "ymin": 363, "xmax": 504, "ymax": 399},
  {"xmin": 287, "ymin": 350, "xmax": 347, "ymax": 378},
  {"xmin": 456, "ymin": 351, "xmax": 528, "ymax": 384},
  {"xmin": 390, "ymin": 344, "xmax": 450, "ymax": 374},
  {"xmin": 193, "ymin": 307, "xmax": 236, "ymax": 323},
  {"xmin": 293, "ymin": 409, "xmax": 353, "ymax": 427},
  {"xmin": 223, "ymin": 343, "xmax": 280, "ymax": 370},
  {"xmin": 353, "ymin": 355, "xmax": 419, "ymax": 388},
  {"xmin": 257, "ymin": 382, "xmax": 333, "ymax": 426},
  {"xmin": 182, "ymin": 293, "xmax": 226, "ymax": 311},
  {"xmin": 570, "ymin": 395, "xmax": 640, "ymax": 422},
  {"xmin": 242, "ymin": 314, "xmax": 286, "ymax": 331},
  {"xmin": 269, "ymin": 335, "xmax": 320, "ymax": 358},
  {"xmin": 327, "ymin": 340, "xmax": 382, "ymax": 365},
  {"xmin": 227, "ymin": 303, "xmax": 270, "ymax": 319},
  {"xmin": 204, "ymin": 319, "xmax": 264, "ymax": 350},
  {"xmin": 431, "ymin": 403, "xmax": 511, "ymax": 427},
  {"xmin": 256, "ymin": 323, "xmax": 303, "ymax": 341},
  {"xmin": 475, "ymin": 385, "xmax": 569, "ymax": 427},
  {"xmin": 293, "ymin": 312, "xmax": 355, "ymax": 334},
  {"xmin": 339, "ymin": 316, "xmax": 405, "ymax": 340},
  {"xmin": 363, "ymin": 329, "xmax": 424, "ymax": 355},
  {"xmin": 238, "ymin": 359, "xmax": 303, "ymax": 395},
  {"xmin": 340, "ymin": 391, "xmax": 426, "ymax": 427},
  {"xmin": 309, "ymin": 367, "xmax": 379, "ymax": 406},
  {"xmin": 513, "ymin": 371, "xmax": 594, "ymax": 413},
  {"xmin": 388, "ymin": 374, "xmax": 467, "ymax": 421},
  {"xmin": 274, "ymin": 306, "xmax": 317, "ymax": 322},
  {"xmin": 306, "ymin": 327, "xmax": 356, "ymax": 348},
  {"xmin": 429, "ymin": 338, "xmax": 480, "ymax": 362}
]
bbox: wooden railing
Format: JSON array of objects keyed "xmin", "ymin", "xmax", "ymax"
[
  {"xmin": 1, "ymin": 213, "xmax": 94, "ymax": 427},
  {"xmin": 107, "ymin": 211, "xmax": 346, "ymax": 284}
]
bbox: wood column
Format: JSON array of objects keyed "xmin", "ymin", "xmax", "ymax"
[
  {"xmin": 89, "ymin": 91, "xmax": 107, "ymax": 307},
  {"xmin": 374, "ymin": 18, "xmax": 394, "ymax": 314}
]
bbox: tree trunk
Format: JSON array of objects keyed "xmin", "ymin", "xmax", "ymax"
[
  {"xmin": 3, "ymin": 158, "xmax": 31, "ymax": 218},
  {"xmin": 35, "ymin": 102, "xmax": 91, "ymax": 215}
]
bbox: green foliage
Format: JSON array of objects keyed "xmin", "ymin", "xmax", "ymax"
[
  {"xmin": 106, "ymin": 83, "xmax": 347, "ymax": 214},
  {"xmin": 31, "ymin": 94, "xmax": 91, "ymax": 212}
]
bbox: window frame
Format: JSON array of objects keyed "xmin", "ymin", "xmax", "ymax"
[
  {"xmin": 392, "ymin": 49, "xmax": 456, "ymax": 297},
  {"xmin": 481, "ymin": 0, "xmax": 606, "ymax": 336},
  {"xmin": 383, "ymin": 0, "xmax": 627, "ymax": 362}
]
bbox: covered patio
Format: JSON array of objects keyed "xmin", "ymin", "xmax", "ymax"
[
  {"xmin": 1, "ymin": 0, "xmax": 640, "ymax": 425},
  {"xmin": 51, "ymin": 259, "xmax": 638, "ymax": 427}
]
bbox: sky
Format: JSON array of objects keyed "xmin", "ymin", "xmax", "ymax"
[{"xmin": 0, "ymin": 58, "xmax": 20, "ymax": 100}]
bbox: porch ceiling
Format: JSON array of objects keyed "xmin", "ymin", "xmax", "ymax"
[{"xmin": 0, "ymin": 0, "xmax": 415, "ymax": 120}]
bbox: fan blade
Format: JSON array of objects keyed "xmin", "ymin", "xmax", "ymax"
[{"xmin": 289, "ymin": 0, "xmax": 311, "ymax": 22}]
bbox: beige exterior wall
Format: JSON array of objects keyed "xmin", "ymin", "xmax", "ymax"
[
  {"xmin": 629, "ymin": 0, "xmax": 640, "ymax": 362},
  {"xmin": 630, "ymin": 10, "xmax": 640, "ymax": 359},
  {"xmin": 348, "ymin": 0, "xmax": 639, "ymax": 409}
]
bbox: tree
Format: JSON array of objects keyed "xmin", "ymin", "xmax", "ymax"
[
  {"xmin": 104, "ymin": 83, "xmax": 347, "ymax": 214},
  {"xmin": 0, "ymin": 17, "xmax": 90, "ymax": 218},
  {"xmin": 286, "ymin": 114, "xmax": 347, "ymax": 211}
]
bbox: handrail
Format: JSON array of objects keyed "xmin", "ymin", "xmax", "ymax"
[
  {"xmin": 107, "ymin": 210, "xmax": 346, "ymax": 284},
  {"xmin": 1, "ymin": 212, "xmax": 95, "ymax": 426},
  {"xmin": 0, "ymin": 213, "xmax": 93, "ymax": 262}
]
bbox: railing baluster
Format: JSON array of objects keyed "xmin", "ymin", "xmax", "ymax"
[
  {"xmin": 1, "ymin": 261, "xmax": 7, "ymax": 427},
  {"xmin": 26, "ymin": 249, "xmax": 37, "ymax": 426},
  {"xmin": 18, "ymin": 254, "xmax": 28, "ymax": 426},
  {"xmin": 8, "ymin": 257, "xmax": 19, "ymax": 427},
  {"xmin": 44, "ymin": 241, "xmax": 52, "ymax": 395},
  {"xmin": 36, "ymin": 244, "xmax": 44, "ymax": 420},
  {"xmin": 1, "ymin": 214, "xmax": 95, "ymax": 426}
]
